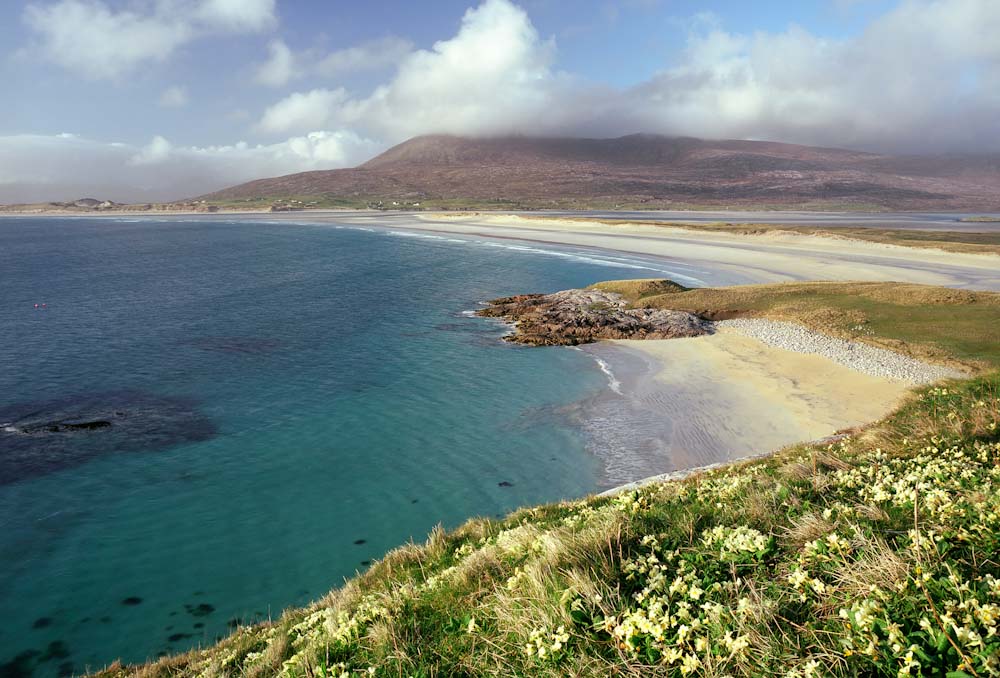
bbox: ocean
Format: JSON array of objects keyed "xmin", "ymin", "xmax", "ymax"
[{"xmin": 0, "ymin": 217, "xmax": 717, "ymax": 677}]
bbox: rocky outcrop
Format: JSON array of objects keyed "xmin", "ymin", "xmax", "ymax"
[{"xmin": 478, "ymin": 288, "xmax": 712, "ymax": 346}]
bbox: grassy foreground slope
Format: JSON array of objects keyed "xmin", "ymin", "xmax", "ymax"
[{"xmin": 94, "ymin": 282, "xmax": 1000, "ymax": 678}]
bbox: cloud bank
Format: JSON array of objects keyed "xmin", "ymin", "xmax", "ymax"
[{"xmin": 0, "ymin": 131, "xmax": 379, "ymax": 203}]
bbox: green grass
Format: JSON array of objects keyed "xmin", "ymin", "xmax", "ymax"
[
  {"xmin": 88, "ymin": 280, "xmax": 1000, "ymax": 678},
  {"xmin": 592, "ymin": 280, "xmax": 1000, "ymax": 371}
]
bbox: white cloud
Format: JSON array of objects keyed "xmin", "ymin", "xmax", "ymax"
[
  {"xmin": 0, "ymin": 131, "xmax": 380, "ymax": 203},
  {"xmin": 23, "ymin": 1, "xmax": 191, "ymax": 80},
  {"xmin": 253, "ymin": 36, "xmax": 415, "ymax": 87},
  {"xmin": 258, "ymin": 0, "xmax": 560, "ymax": 141},
  {"xmin": 130, "ymin": 135, "xmax": 174, "ymax": 164},
  {"xmin": 611, "ymin": 0, "xmax": 1000, "ymax": 151},
  {"xmin": 255, "ymin": 39, "xmax": 297, "ymax": 86},
  {"xmin": 23, "ymin": 0, "xmax": 277, "ymax": 80},
  {"xmin": 159, "ymin": 85, "xmax": 189, "ymax": 108},
  {"xmin": 315, "ymin": 36, "xmax": 414, "ymax": 77},
  {"xmin": 195, "ymin": 0, "xmax": 276, "ymax": 32},
  {"xmin": 258, "ymin": 88, "xmax": 349, "ymax": 134}
]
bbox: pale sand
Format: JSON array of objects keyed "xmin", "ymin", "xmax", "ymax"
[
  {"xmin": 582, "ymin": 327, "xmax": 913, "ymax": 487},
  {"xmin": 414, "ymin": 213, "xmax": 1000, "ymax": 290}
]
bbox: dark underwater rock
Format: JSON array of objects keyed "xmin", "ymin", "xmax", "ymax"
[
  {"xmin": 0, "ymin": 650, "xmax": 39, "ymax": 678},
  {"xmin": 0, "ymin": 390, "xmax": 216, "ymax": 486},
  {"xmin": 39, "ymin": 641, "xmax": 69, "ymax": 662},
  {"xmin": 18, "ymin": 420, "xmax": 112, "ymax": 433},
  {"xmin": 182, "ymin": 336, "xmax": 283, "ymax": 355},
  {"xmin": 184, "ymin": 603, "xmax": 215, "ymax": 618}
]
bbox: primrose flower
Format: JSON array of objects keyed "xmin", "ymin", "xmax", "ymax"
[{"xmin": 680, "ymin": 653, "xmax": 701, "ymax": 674}]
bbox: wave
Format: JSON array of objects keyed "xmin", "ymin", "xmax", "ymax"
[
  {"xmin": 594, "ymin": 356, "xmax": 623, "ymax": 395},
  {"xmin": 572, "ymin": 348, "xmax": 623, "ymax": 395}
]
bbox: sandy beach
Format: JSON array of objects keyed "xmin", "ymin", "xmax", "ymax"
[
  {"xmin": 578, "ymin": 324, "xmax": 929, "ymax": 487},
  {"xmin": 399, "ymin": 213, "xmax": 1000, "ymax": 291}
]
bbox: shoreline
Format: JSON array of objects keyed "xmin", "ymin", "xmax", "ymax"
[
  {"xmin": 574, "ymin": 322, "xmax": 944, "ymax": 490},
  {"xmin": 406, "ymin": 214, "xmax": 1000, "ymax": 290},
  {"xmin": 6, "ymin": 209, "xmax": 999, "ymax": 289}
]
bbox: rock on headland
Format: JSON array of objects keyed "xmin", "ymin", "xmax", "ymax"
[{"xmin": 477, "ymin": 288, "xmax": 712, "ymax": 346}]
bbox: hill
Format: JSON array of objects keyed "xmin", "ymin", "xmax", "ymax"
[{"xmin": 201, "ymin": 134, "xmax": 1000, "ymax": 210}]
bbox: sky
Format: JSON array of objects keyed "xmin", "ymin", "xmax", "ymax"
[{"xmin": 1, "ymin": 0, "xmax": 999, "ymax": 202}]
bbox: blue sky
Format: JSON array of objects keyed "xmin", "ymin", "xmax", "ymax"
[{"xmin": 1, "ymin": 0, "xmax": 997, "ymax": 201}]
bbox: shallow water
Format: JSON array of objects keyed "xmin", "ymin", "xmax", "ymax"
[{"xmin": 0, "ymin": 217, "xmax": 736, "ymax": 676}]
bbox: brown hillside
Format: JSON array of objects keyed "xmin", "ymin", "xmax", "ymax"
[{"xmin": 201, "ymin": 134, "xmax": 1000, "ymax": 210}]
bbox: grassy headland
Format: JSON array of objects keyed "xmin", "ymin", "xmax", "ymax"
[
  {"xmin": 592, "ymin": 280, "xmax": 1000, "ymax": 372},
  {"xmin": 89, "ymin": 280, "xmax": 1000, "ymax": 678}
]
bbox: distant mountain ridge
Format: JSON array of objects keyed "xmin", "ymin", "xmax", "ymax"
[{"xmin": 202, "ymin": 134, "xmax": 1000, "ymax": 210}]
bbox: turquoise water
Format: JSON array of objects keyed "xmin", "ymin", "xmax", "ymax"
[{"xmin": 0, "ymin": 218, "xmax": 701, "ymax": 677}]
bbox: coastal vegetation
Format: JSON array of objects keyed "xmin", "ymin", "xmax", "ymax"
[{"xmin": 86, "ymin": 279, "xmax": 1000, "ymax": 678}]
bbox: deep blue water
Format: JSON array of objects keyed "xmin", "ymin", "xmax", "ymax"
[{"xmin": 0, "ymin": 218, "xmax": 695, "ymax": 676}]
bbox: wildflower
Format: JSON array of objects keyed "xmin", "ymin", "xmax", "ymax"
[
  {"xmin": 802, "ymin": 659, "xmax": 822, "ymax": 677},
  {"xmin": 680, "ymin": 653, "xmax": 701, "ymax": 674}
]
